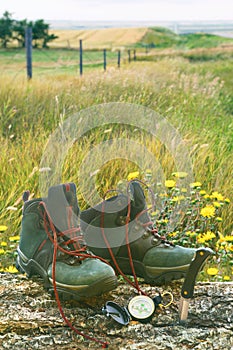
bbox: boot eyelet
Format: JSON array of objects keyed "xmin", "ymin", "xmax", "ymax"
[
  {"xmin": 142, "ymin": 231, "xmax": 150, "ymax": 239},
  {"xmin": 116, "ymin": 216, "xmax": 127, "ymax": 226},
  {"xmin": 151, "ymin": 237, "xmax": 159, "ymax": 245}
]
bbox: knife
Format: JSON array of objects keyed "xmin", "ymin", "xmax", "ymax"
[{"xmin": 179, "ymin": 247, "xmax": 214, "ymax": 322}]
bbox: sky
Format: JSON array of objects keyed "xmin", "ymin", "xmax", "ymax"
[{"xmin": 0, "ymin": 0, "xmax": 233, "ymax": 22}]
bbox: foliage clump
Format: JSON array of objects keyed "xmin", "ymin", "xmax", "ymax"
[{"xmin": 0, "ymin": 11, "xmax": 58, "ymax": 48}]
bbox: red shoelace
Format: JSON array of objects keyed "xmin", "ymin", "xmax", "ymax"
[
  {"xmin": 40, "ymin": 200, "xmax": 109, "ymax": 348},
  {"xmin": 40, "ymin": 180, "xmax": 170, "ymax": 348}
]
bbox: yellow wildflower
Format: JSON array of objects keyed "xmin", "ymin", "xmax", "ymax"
[
  {"xmin": 127, "ymin": 171, "xmax": 140, "ymax": 181},
  {"xmin": 217, "ymin": 233, "xmax": 233, "ymax": 244},
  {"xmin": 157, "ymin": 219, "xmax": 169, "ymax": 225},
  {"xmin": 172, "ymin": 195, "xmax": 185, "ymax": 203},
  {"xmin": 168, "ymin": 232, "xmax": 178, "ymax": 237},
  {"xmin": 223, "ymin": 275, "xmax": 231, "ymax": 281},
  {"xmin": 172, "ymin": 172, "xmax": 188, "ymax": 179},
  {"xmin": 200, "ymin": 205, "xmax": 215, "ymax": 218},
  {"xmin": 225, "ymin": 198, "xmax": 230, "ymax": 204},
  {"xmin": 165, "ymin": 180, "xmax": 176, "ymax": 188},
  {"xmin": 190, "ymin": 182, "xmax": 202, "ymax": 188},
  {"xmin": 1, "ymin": 241, "xmax": 7, "ymax": 247},
  {"xmin": 216, "ymin": 217, "xmax": 223, "ymax": 222},
  {"xmin": 207, "ymin": 267, "xmax": 218, "ymax": 276},
  {"xmin": 225, "ymin": 244, "xmax": 233, "ymax": 253},
  {"xmin": 205, "ymin": 231, "xmax": 216, "ymax": 240},
  {"xmin": 197, "ymin": 235, "xmax": 206, "ymax": 244},
  {"xmin": 181, "ymin": 188, "xmax": 187, "ymax": 193},
  {"xmin": 0, "ymin": 249, "xmax": 5, "ymax": 255},
  {"xmin": 213, "ymin": 201, "xmax": 221, "ymax": 208},
  {"xmin": 211, "ymin": 191, "xmax": 224, "ymax": 201},
  {"xmin": 9, "ymin": 235, "xmax": 20, "ymax": 242},
  {"xmin": 204, "ymin": 194, "xmax": 210, "ymax": 199},
  {"xmin": 197, "ymin": 231, "xmax": 216, "ymax": 243},
  {"xmin": 5, "ymin": 265, "xmax": 19, "ymax": 274},
  {"xmin": 199, "ymin": 190, "xmax": 206, "ymax": 196},
  {"xmin": 0, "ymin": 225, "xmax": 8, "ymax": 232},
  {"xmin": 217, "ymin": 233, "xmax": 226, "ymax": 244}
]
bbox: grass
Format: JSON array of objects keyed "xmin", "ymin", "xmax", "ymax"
[
  {"xmin": 0, "ymin": 47, "xmax": 126, "ymax": 77},
  {"xmin": 0, "ymin": 29, "xmax": 232, "ymax": 282}
]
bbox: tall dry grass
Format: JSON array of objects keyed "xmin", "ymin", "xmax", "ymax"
[{"xmin": 0, "ymin": 58, "xmax": 232, "ymax": 246}]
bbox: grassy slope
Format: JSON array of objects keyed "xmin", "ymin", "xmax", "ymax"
[{"xmin": 1, "ymin": 60, "xmax": 232, "ymax": 223}]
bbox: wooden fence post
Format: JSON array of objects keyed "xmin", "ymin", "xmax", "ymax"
[
  {"xmin": 25, "ymin": 27, "xmax": 32, "ymax": 80},
  {"xmin": 79, "ymin": 39, "xmax": 83, "ymax": 76},
  {"xmin": 128, "ymin": 49, "xmax": 131, "ymax": 63},
  {"xmin": 103, "ymin": 49, "xmax": 106, "ymax": 71},
  {"xmin": 133, "ymin": 49, "xmax": 136, "ymax": 61},
  {"xmin": 117, "ymin": 50, "xmax": 121, "ymax": 68}
]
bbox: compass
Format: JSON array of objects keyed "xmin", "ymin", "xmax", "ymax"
[
  {"xmin": 128, "ymin": 295, "xmax": 155, "ymax": 321},
  {"xmin": 102, "ymin": 293, "xmax": 169, "ymax": 325}
]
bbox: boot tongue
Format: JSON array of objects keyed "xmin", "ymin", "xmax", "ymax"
[
  {"xmin": 129, "ymin": 181, "xmax": 148, "ymax": 221},
  {"xmin": 45, "ymin": 183, "xmax": 79, "ymax": 232},
  {"xmin": 81, "ymin": 181, "xmax": 150, "ymax": 230},
  {"xmin": 130, "ymin": 181, "xmax": 146, "ymax": 219}
]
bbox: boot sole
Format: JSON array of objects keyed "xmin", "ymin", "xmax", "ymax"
[
  {"xmin": 16, "ymin": 249, "xmax": 118, "ymax": 300},
  {"xmin": 47, "ymin": 276, "xmax": 118, "ymax": 301},
  {"xmin": 110, "ymin": 257, "xmax": 188, "ymax": 285}
]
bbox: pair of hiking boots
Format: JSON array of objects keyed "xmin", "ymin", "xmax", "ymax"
[{"xmin": 16, "ymin": 182, "xmax": 196, "ymax": 300}]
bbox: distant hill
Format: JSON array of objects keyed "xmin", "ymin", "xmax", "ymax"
[
  {"xmin": 49, "ymin": 27, "xmax": 148, "ymax": 49},
  {"xmin": 49, "ymin": 26, "xmax": 233, "ymax": 50}
]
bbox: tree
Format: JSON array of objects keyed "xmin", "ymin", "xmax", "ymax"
[
  {"xmin": 32, "ymin": 19, "xmax": 58, "ymax": 48},
  {"xmin": 0, "ymin": 11, "xmax": 14, "ymax": 48},
  {"xmin": 0, "ymin": 13, "xmax": 58, "ymax": 48},
  {"xmin": 42, "ymin": 32, "xmax": 58, "ymax": 48},
  {"xmin": 13, "ymin": 19, "xmax": 28, "ymax": 47}
]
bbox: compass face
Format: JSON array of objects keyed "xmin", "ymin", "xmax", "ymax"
[{"xmin": 128, "ymin": 296, "xmax": 155, "ymax": 320}]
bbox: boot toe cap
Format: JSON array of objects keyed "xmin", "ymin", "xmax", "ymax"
[{"xmin": 143, "ymin": 245, "xmax": 196, "ymax": 269}]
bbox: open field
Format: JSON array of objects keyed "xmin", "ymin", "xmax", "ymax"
[
  {"xmin": 50, "ymin": 27, "xmax": 148, "ymax": 49},
  {"xmin": 49, "ymin": 27, "xmax": 233, "ymax": 49},
  {"xmin": 0, "ymin": 28, "xmax": 232, "ymax": 281}
]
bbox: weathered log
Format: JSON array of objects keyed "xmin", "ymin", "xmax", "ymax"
[{"xmin": 0, "ymin": 273, "xmax": 232, "ymax": 349}]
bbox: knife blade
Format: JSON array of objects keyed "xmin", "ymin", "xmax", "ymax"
[{"xmin": 179, "ymin": 247, "xmax": 214, "ymax": 322}]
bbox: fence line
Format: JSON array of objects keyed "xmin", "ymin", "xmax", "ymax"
[
  {"xmin": 1, "ymin": 33, "xmax": 141, "ymax": 79},
  {"xmin": 22, "ymin": 28, "xmax": 138, "ymax": 78}
]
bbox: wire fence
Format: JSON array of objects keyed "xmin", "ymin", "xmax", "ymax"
[{"xmin": 1, "ymin": 39, "xmax": 140, "ymax": 80}]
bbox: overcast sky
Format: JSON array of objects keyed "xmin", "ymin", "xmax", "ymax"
[{"xmin": 0, "ymin": 0, "xmax": 233, "ymax": 22}]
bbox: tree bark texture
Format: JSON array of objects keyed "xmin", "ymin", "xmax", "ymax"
[{"xmin": 0, "ymin": 273, "xmax": 232, "ymax": 349}]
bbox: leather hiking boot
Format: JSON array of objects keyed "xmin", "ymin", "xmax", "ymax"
[
  {"xmin": 16, "ymin": 183, "xmax": 118, "ymax": 300},
  {"xmin": 80, "ymin": 181, "xmax": 196, "ymax": 286}
]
